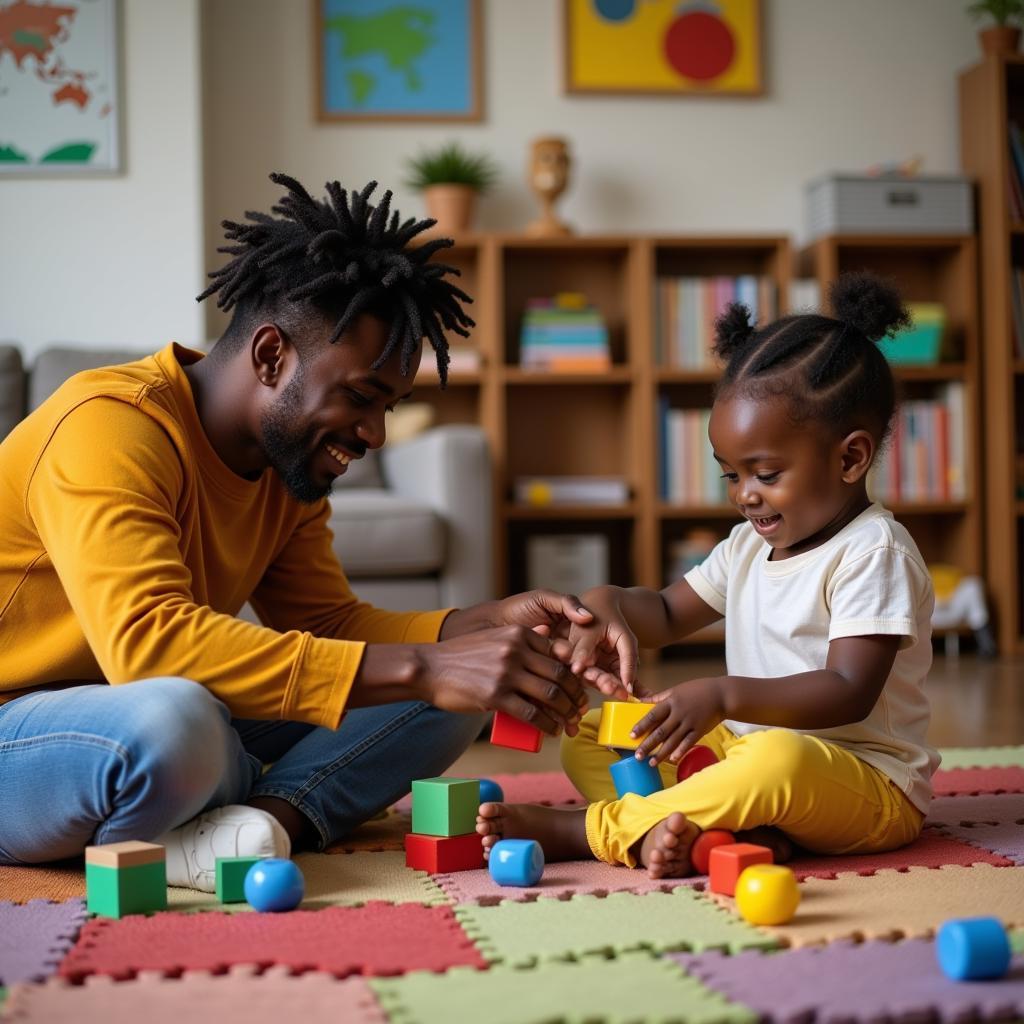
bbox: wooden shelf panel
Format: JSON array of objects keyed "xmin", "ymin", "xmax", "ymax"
[
  {"xmin": 889, "ymin": 501, "xmax": 969, "ymax": 515},
  {"xmin": 893, "ymin": 363, "xmax": 967, "ymax": 381},
  {"xmin": 658, "ymin": 503, "xmax": 737, "ymax": 519},
  {"xmin": 656, "ymin": 369, "xmax": 721, "ymax": 384},
  {"xmin": 503, "ymin": 368, "xmax": 633, "ymax": 385},
  {"xmin": 415, "ymin": 372, "xmax": 481, "ymax": 387},
  {"xmin": 504, "ymin": 503, "xmax": 637, "ymax": 520}
]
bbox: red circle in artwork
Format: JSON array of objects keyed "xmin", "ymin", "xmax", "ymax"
[{"xmin": 663, "ymin": 11, "xmax": 736, "ymax": 82}]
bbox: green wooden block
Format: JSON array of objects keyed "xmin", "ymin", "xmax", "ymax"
[
  {"xmin": 86, "ymin": 861, "xmax": 167, "ymax": 918},
  {"xmin": 411, "ymin": 778, "xmax": 480, "ymax": 837},
  {"xmin": 216, "ymin": 856, "xmax": 262, "ymax": 903}
]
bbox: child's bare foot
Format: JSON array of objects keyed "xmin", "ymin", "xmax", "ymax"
[
  {"xmin": 476, "ymin": 802, "xmax": 591, "ymax": 861},
  {"xmin": 736, "ymin": 826, "xmax": 794, "ymax": 863},
  {"xmin": 637, "ymin": 812, "xmax": 700, "ymax": 880}
]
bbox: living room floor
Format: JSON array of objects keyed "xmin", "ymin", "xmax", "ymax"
[{"xmin": 450, "ymin": 652, "xmax": 1024, "ymax": 776}]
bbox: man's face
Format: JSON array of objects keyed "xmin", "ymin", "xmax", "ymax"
[
  {"xmin": 260, "ymin": 314, "xmax": 420, "ymax": 503},
  {"xmin": 709, "ymin": 393, "xmax": 857, "ymax": 560}
]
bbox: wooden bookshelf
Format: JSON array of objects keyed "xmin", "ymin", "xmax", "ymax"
[
  {"xmin": 798, "ymin": 234, "xmax": 982, "ymax": 581},
  {"xmin": 960, "ymin": 57, "xmax": 1024, "ymax": 653}
]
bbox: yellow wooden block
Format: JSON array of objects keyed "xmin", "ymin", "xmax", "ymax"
[{"xmin": 597, "ymin": 701, "xmax": 651, "ymax": 750}]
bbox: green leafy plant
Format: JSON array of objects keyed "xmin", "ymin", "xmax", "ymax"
[
  {"xmin": 968, "ymin": 0, "xmax": 1024, "ymax": 25},
  {"xmin": 404, "ymin": 142, "xmax": 499, "ymax": 193}
]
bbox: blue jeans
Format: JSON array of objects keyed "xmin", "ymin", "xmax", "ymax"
[{"xmin": 0, "ymin": 677, "xmax": 484, "ymax": 865}]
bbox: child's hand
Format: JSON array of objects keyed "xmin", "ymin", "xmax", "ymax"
[
  {"xmin": 630, "ymin": 677, "xmax": 726, "ymax": 766},
  {"xmin": 559, "ymin": 586, "xmax": 639, "ymax": 698}
]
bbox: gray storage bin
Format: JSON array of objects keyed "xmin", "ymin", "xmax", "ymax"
[{"xmin": 806, "ymin": 175, "xmax": 973, "ymax": 239}]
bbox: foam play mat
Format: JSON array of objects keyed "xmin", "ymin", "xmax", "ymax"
[{"xmin": 3, "ymin": 746, "xmax": 1024, "ymax": 1023}]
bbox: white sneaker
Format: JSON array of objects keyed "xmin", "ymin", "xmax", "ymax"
[{"xmin": 156, "ymin": 805, "xmax": 291, "ymax": 892}]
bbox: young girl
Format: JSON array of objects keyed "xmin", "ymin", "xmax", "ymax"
[{"xmin": 477, "ymin": 272, "xmax": 939, "ymax": 878}]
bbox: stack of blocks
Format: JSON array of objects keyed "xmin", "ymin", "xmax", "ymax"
[
  {"xmin": 599, "ymin": 701, "xmax": 665, "ymax": 798},
  {"xmin": 404, "ymin": 778, "xmax": 484, "ymax": 874},
  {"xmin": 84, "ymin": 841, "xmax": 167, "ymax": 919}
]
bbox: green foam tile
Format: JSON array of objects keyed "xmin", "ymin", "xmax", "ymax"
[
  {"xmin": 1011, "ymin": 929, "xmax": 1024, "ymax": 955},
  {"xmin": 371, "ymin": 950, "xmax": 756, "ymax": 1024},
  {"xmin": 455, "ymin": 888, "xmax": 778, "ymax": 966},
  {"xmin": 937, "ymin": 745, "xmax": 1024, "ymax": 770}
]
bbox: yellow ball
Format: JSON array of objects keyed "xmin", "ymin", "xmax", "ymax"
[{"xmin": 734, "ymin": 864, "xmax": 800, "ymax": 925}]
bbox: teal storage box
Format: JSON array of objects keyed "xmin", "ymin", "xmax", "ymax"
[{"xmin": 878, "ymin": 303, "xmax": 946, "ymax": 365}]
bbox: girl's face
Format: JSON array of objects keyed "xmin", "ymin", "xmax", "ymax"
[{"xmin": 708, "ymin": 393, "xmax": 874, "ymax": 560}]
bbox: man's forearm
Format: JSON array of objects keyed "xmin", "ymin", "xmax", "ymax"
[
  {"xmin": 437, "ymin": 601, "xmax": 502, "ymax": 640},
  {"xmin": 345, "ymin": 644, "xmax": 431, "ymax": 707}
]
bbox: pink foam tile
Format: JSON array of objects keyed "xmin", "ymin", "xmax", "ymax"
[
  {"xmin": 926, "ymin": 792, "xmax": 1024, "ymax": 829},
  {"xmin": 58, "ymin": 903, "xmax": 487, "ymax": 981},
  {"xmin": 933, "ymin": 766, "xmax": 1024, "ymax": 797},
  {"xmin": 787, "ymin": 829, "xmax": 1014, "ymax": 879},
  {"xmin": 394, "ymin": 771, "xmax": 585, "ymax": 814},
  {"xmin": 3, "ymin": 965, "xmax": 388, "ymax": 1023},
  {"xmin": 434, "ymin": 859, "xmax": 704, "ymax": 904},
  {"xmin": 673, "ymin": 939, "xmax": 1024, "ymax": 1023}
]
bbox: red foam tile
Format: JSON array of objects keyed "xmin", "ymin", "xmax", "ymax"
[
  {"xmin": 59, "ymin": 903, "xmax": 487, "ymax": 981},
  {"xmin": 932, "ymin": 766, "xmax": 1024, "ymax": 797},
  {"xmin": 787, "ymin": 829, "xmax": 1014, "ymax": 880}
]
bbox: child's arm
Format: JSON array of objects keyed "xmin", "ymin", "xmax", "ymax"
[{"xmin": 631, "ymin": 633, "xmax": 902, "ymax": 765}]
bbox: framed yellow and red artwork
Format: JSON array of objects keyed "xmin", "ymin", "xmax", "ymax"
[{"xmin": 564, "ymin": 0, "xmax": 764, "ymax": 97}]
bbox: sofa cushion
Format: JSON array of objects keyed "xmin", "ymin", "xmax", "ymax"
[
  {"xmin": 0, "ymin": 345, "xmax": 25, "ymax": 441},
  {"xmin": 331, "ymin": 449, "xmax": 384, "ymax": 489},
  {"xmin": 328, "ymin": 488, "xmax": 445, "ymax": 577},
  {"xmin": 29, "ymin": 347, "xmax": 147, "ymax": 410}
]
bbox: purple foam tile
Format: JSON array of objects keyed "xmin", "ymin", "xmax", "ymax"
[
  {"xmin": 926, "ymin": 792, "xmax": 1024, "ymax": 829},
  {"xmin": 673, "ymin": 939, "xmax": 1024, "ymax": 1023},
  {"xmin": 933, "ymin": 821, "xmax": 1024, "ymax": 865},
  {"xmin": 0, "ymin": 899, "xmax": 88, "ymax": 984},
  {"xmin": 434, "ymin": 859, "xmax": 704, "ymax": 904},
  {"xmin": 394, "ymin": 772, "xmax": 584, "ymax": 814}
]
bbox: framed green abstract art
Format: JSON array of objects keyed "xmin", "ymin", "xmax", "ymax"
[{"xmin": 315, "ymin": 0, "xmax": 483, "ymax": 122}]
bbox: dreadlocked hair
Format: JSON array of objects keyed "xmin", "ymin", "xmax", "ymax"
[
  {"xmin": 711, "ymin": 271, "xmax": 912, "ymax": 442},
  {"xmin": 197, "ymin": 172, "xmax": 475, "ymax": 386}
]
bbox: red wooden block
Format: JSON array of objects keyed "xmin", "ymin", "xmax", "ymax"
[
  {"xmin": 404, "ymin": 832, "xmax": 484, "ymax": 874},
  {"xmin": 490, "ymin": 711, "xmax": 543, "ymax": 753},
  {"xmin": 676, "ymin": 744, "xmax": 718, "ymax": 783},
  {"xmin": 708, "ymin": 842, "xmax": 773, "ymax": 896},
  {"xmin": 690, "ymin": 829, "xmax": 736, "ymax": 875}
]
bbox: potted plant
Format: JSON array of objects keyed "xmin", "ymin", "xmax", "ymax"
[
  {"xmin": 968, "ymin": 0, "xmax": 1024, "ymax": 56},
  {"xmin": 405, "ymin": 141, "xmax": 498, "ymax": 235}
]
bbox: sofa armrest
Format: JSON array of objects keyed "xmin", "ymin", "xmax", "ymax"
[{"xmin": 381, "ymin": 424, "xmax": 493, "ymax": 608}]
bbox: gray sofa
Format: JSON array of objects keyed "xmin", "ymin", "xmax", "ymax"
[{"xmin": 0, "ymin": 346, "xmax": 493, "ymax": 612}]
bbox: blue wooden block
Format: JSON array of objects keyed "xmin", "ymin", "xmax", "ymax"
[
  {"xmin": 488, "ymin": 839, "xmax": 544, "ymax": 887},
  {"xmin": 609, "ymin": 753, "xmax": 664, "ymax": 798},
  {"xmin": 936, "ymin": 917, "xmax": 1011, "ymax": 980},
  {"xmin": 243, "ymin": 858, "xmax": 305, "ymax": 913},
  {"xmin": 478, "ymin": 778, "xmax": 504, "ymax": 804}
]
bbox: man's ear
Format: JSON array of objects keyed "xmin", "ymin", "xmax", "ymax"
[
  {"xmin": 251, "ymin": 324, "xmax": 289, "ymax": 387},
  {"xmin": 839, "ymin": 429, "xmax": 875, "ymax": 483}
]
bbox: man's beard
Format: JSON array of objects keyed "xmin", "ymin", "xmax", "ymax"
[{"xmin": 259, "ymin": 369, "xmax": 329, "ymax": 505}]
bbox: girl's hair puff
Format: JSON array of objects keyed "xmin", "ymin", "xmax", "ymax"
[{"xmin": 711, "ymin": 271, "xmax": 911, "ymax": 443}]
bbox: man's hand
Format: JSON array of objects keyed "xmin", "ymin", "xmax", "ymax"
[
  {"xmin": 416, "ymin": 625, "xmax": 588, "ymax": 736},
  {"xmin": 630, "ymin": 677, "xmax": 726, "ymax": 765},
  {"xmin": 490, "ymin": 589, "xmax": 595, "ymax": 636}
]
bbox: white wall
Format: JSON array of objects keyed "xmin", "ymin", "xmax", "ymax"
[
  {"xmin": 201, "ymin": 0, "xmax": 980, "ymax": 334},
  {"xmin": 0, "ymin": 0, "xmax": 205, "ymax": 361}
]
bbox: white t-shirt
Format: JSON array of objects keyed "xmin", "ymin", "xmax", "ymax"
[{"xmin": 684, "ymin": 502, "xmax": 938, "ymax": 813}]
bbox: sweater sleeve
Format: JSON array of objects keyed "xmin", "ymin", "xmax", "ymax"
[{"xmin": 25, "ymin": 398, "xmax": 354, "ymax": 728}]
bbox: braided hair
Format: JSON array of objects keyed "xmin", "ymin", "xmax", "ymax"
[
  {"xmin": 712, "ymin": 271, "xmax": 912, "ymax": 442},
  {"xmin": 197, "ymin": 172, "xmax": 474, "ymax": 386}
]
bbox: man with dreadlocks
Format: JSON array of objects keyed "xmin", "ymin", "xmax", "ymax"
[{"xmin": 0, "ymin": 173, "xmax": 620, "ymax": 891}]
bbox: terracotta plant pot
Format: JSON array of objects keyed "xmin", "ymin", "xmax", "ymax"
[
  {"xmin": 979, "ymin": 25, "xmax": 1021, "ymax": 56},
  {"xmin": 423, "ymin": 184, "xmax": 477, "ymax": 235}
]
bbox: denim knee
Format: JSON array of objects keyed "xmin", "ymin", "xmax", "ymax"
[{"xmin": 117, "ymin": 677, "xmax": 233, "ymax": 815}]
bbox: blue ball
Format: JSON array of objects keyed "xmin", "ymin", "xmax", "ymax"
[
  {"xmin": 478, "ymin": 778, "xmax": 504, "ymax": 804},
  {"xmin": 609, "ymin": 753, "xmax": 664, "ymax": 798},
  {"xmin": 489, "ymin": 838, "xmax": 544, "ymax": 887},
  {"xmin": 244, "ymin": 858, "xmax": 305, "ymax": 912},
  {"xmin": 936, "ymin": 917, "xmax": 1011, "ymax": 981}
]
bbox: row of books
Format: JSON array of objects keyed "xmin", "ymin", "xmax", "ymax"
[
  {"xmin": 657, "ymin": 402, "xmax": 727, "ymax": 505},
  {"xmin": 519, "ymin": 295, "xmax": 611, "ymax": 373},
  {"xmin": 654, "ymin": 275, "xmax": 778, "ymax": 370},
  {"xmin": 1007, "ymin": 121, "xmax": 1024, "ymax": 221},
  {"xmin": 870, "ymin": 384, "xmax": 966, "ymax": 503}
]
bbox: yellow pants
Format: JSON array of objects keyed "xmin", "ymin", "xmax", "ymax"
[{"xmin": 561, "ymin": 709, "xmax": 924, "ymax": 867}]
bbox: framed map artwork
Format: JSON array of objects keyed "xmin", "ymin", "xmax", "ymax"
[
  {"xmin": 316, "ymin": 0, "xmax": 482, "ymax": 122},
  {"xmin": 0, "ymin": 0, "xmax": 121, "ymax": 173},
  {"xmin": 565, "ymin": 0, "xmax": 763, "ymax": 97}
]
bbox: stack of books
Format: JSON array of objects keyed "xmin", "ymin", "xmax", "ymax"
[
  {"xmin": 657, "ymin": 401, "xmax": 726, "ymax": 505},
  {"xmin": 871, "ymin": 383, "xmax": 966, "ymax": 503},
  {"xmin": 519, "ymin": 294, "xmax": 611, "ymax": 372},
  {"xmin": 655, "ymin": 275, "xmax": 777, "ymax": 369}
]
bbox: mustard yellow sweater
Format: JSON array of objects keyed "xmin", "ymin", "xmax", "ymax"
[{"xmin": 0, "ymin": 343, "xmax": 448, "ymax": 727}]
